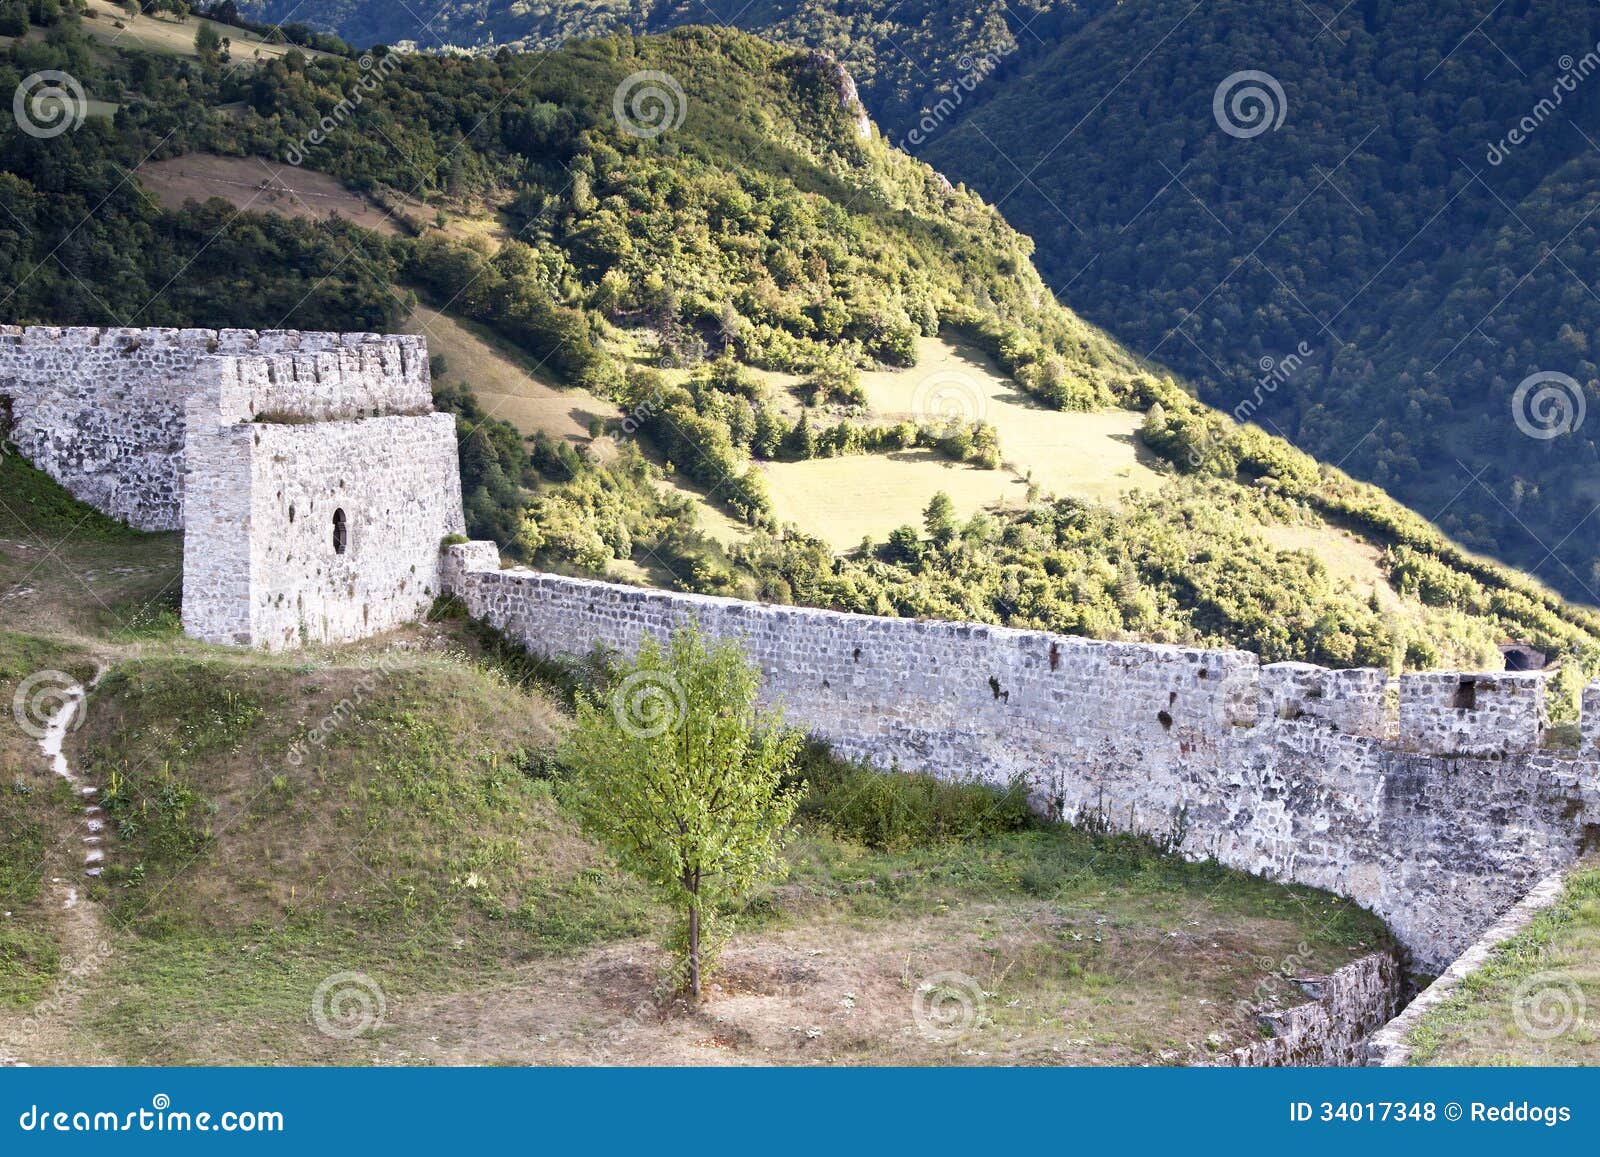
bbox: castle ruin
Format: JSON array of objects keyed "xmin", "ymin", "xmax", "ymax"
[
  {"xmin": 6, "ymin": 325, "xmax": 1600, "ymax": 1054},
  {"xmin": 0, "ymin": 325, "xmax": 463, "ymax": 648}
]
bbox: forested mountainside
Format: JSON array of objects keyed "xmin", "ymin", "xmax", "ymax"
[
  {"xmin": 232, "ymin": 0, "xmax": 1600, "ymax": 606},
  {"xmin": 7, "ymin": 7, "xmax": 1600, "ymax": 688},
  {"xmin": 231, "ymin": 0, "xmax": 1069, "ymax": 139}
]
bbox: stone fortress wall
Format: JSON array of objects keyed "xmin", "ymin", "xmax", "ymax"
[
  {"xmin": 0, "ymin": 325, "xmax": 462, "ymax": 649},
  {"xmin": 441, "ymin": 545, "xmax": 1600, "ymax": 975},
  {"xmin": 10, "ymin": 322, "xmax": 1600, "ymax": 1040}
]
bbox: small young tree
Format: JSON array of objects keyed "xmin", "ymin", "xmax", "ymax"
[
  {"xmin": 559, "ymin": 628, "xmax": 803, "ymax": 1001},
  {"xmin": 194, "ymin": 20, "xmax": 222, "ymax": 59},
  {"xmin": 923, "ymin": 490, "xmax": 957, "ymax": 546}
]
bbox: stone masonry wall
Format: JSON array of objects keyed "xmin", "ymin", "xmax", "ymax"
[
  {"xmin": 1211, "ymin": 950, "xmax": 1404, "ymax": 1067},
  {"xmin": 3, "ymin": 325, "xmax": 454, "ymax": 650},
  {"xmin": 0, "ymin": 325, "xmax": 428, "ymax": 531},
  {"xmin": 178, "ymin": 337, "xmax": 458, "ymax": 650},
  {"xmin": 238, "ymin": 415, "xmax": 463, "ymax": 650},
  {"xmin": 442, "ymin": 551, "xmax": 1600, "ymax": 974},
  {"xmin": 0, "ymin": 326, "xmax": 202, "ymax": 529}
]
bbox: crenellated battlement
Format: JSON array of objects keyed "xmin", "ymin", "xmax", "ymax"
[
  {"xmin": 205, "ymin": 345, "xmax": 430, "ymax": 424},
  {"xmin": 1397, "ymin": 670, "xmax": 1549, "ymax": 756},
  {"xmin": 0, "ymin": 323, "xmax": 421, "ymax": 355},
  {"xmin": 1, "ymin": 325, "xmax": 460, "ymax": 649}
]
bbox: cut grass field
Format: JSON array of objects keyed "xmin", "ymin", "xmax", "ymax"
[
  {"xmin": 859, "ymin": 336, "xmax": 1166, "ymax": 505},
  {"xmin": 1405, "ymin": 861, "xmax": 1600, "ymax": 1065},
  {"xmin": 761, "ymin": 336, "xmax": 1166, "ymax": 549},
  {"xmin": 0, "ymin": 461, "xmax": 1394, "ymax": 1066},
  {"xmin": 761, "ymin": 450, "xmax": 1026, "ymax": 551}
]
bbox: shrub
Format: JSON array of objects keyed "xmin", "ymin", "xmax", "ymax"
[{"xmin": 792, "ymin": 740, "xmax": 1034, "ymax": 851}]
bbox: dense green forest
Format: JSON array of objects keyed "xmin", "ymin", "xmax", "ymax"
[
  {"xmin": 232, "ymin": 0, "xmax": 1072, "ymax": 140},
  {"xmin": 237, "ymin": 0, "xmax": 1600, "ymax": 606},
  {"xmin": 8, "ymin": 6, "xmax": 1600, "ymax": 684},
  {"xmin": 927, "ymin": 0, "xmax": 1600, "ymax": 605}
]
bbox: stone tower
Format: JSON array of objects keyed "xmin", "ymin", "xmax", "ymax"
[{"xmin": 0, "ymin": 326, "xmax": 463, "ymax": 649}]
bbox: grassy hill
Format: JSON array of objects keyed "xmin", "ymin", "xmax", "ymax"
[
  {"xmin": 0, "ymin": 455, "xmax": 1392, "ymax": 1065},
  {"xmin": 235, "ymin": 0, "xmax": 1600, "ymax": 606},
  {"xmin": 9, "ymin": 9, "xmax": 1600, "ymax": 685},
  {"xmin": 230, "ymin": 0, "xmax": 1062, "ymax": 140}
]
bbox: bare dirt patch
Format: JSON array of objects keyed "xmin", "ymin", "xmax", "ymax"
[
  {"xmin": 137, "ymin": 155, "xmax": 405, "ymax": 236},
  {"xmin": 319, "ymin": 895, "xmax": 1365, "ymax": 1067}
]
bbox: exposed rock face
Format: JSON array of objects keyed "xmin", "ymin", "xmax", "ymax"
[
  {"xmin": 442, "ymin": 550, "xmax": 1600, "ymax": 975},
  {"xmin": 1, "ymin": 326, "xmax": 462, "ymax": 649},
  {"xmin": 802, "ymin": 49, "xmax": 872, "ymax": 140}
]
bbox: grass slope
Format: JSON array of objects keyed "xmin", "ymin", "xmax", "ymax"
[
  {"xmin": 0, "ymin": 454, "xmax": 1392, "ymax": 1066},
  {"xmin": 1406, "ymin": 861, "xmax": 1600, "ymax": 1066}
]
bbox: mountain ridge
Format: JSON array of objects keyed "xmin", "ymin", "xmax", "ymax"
[
  {"xmin": 4, "ymin": 9, "xmax": 1600, "ymax": 688},
  {"xmin": 228, "ymin": 0, "xmax": 1600, "ymax": 604}
]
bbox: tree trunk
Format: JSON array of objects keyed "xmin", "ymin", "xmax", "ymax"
[{"xmin": 686, "ymin": 901, "xmax": 702, "ymax": 1002}]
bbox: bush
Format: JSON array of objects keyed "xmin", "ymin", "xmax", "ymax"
[{"xmin": 792, "ymin": 740, "xmax": 1034, "ymax": 850}]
